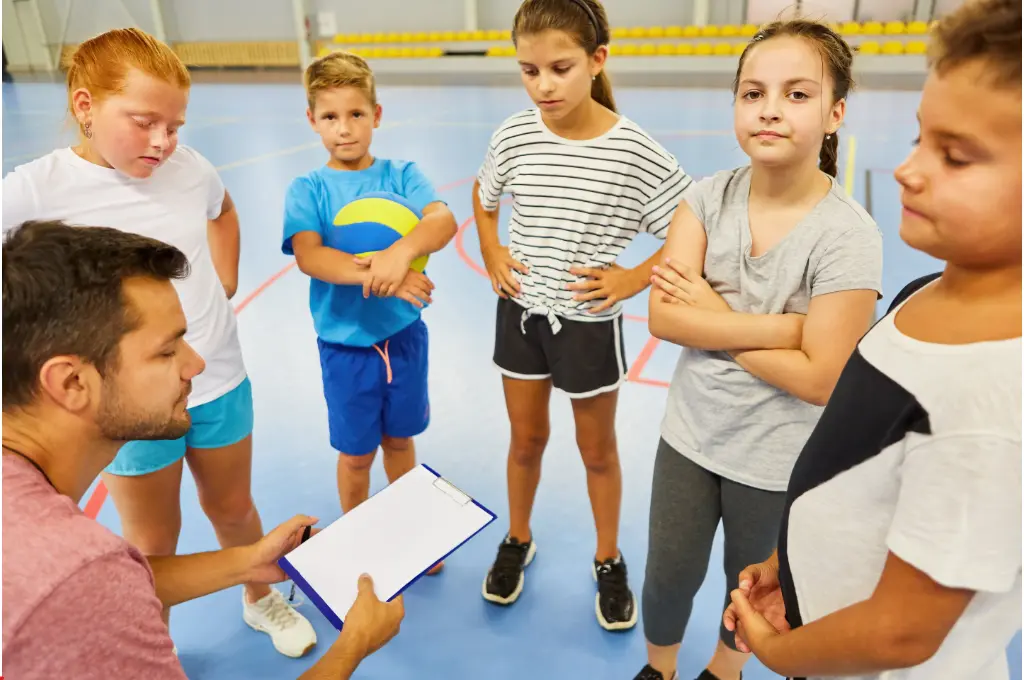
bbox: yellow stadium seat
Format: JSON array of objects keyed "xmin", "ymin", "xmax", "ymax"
[
  {"xmin": 676, "ymin": 43, "xmax": 695, "ymax": 56},
  {"xmin": 648, "ymin": 26, "xmax": 665, "ymax": 39},
  {"xmin": 621, "ymin": 43, "xmax": 639, "ymax": 56},
  {"xmin": 486, "ymin": 46, "xmax": 504, "ymax": 57},
  {"xmin": 608, "ymin": 44, "xmax": 622, "ymax": 56},
  {"xmin": 907, "ymin": 21, "xmax": 929, "ymax": 34},
  {"xmin": 386, "ymin": 33, "xmax": 401, "ymax": 43},
  {"xmin": 695, "ymin": 42, "xmax": 713, "ymax": 55},
  {"xmin": 455, "ymin": 31, "xmax": 472, "ymax": 41},
  {"xmin": 884, "ymin": 21, "xmax": 906, "ymax": 34},
  {"xmin": 611, "ymin": 27, "xmax": 629, "ymax": 39},
  {"xmin": 372, "ymin": 33, "xmax": 387, "ymax": 42},
  {"xmin": 720, "ymin": 25, "xmax": 739, "ymax": 37},
  {"xmin": 471, "ymin": 30, "xmax": 486, "ymax": 40},
  {"xmin": 429, "ymin": 47, "xmax": 444, "ymax": 57},
  {"xmin": 828, "ymin": 23, "xmax": 841, "ymax": 34},
  {"xmin": 441, "ymin": 31, "xmax": 456, "ymax": 41},
  {"xmin": 486, "ymin": 30, "xmax": 503, "ymax": 40},
  {"xmin": 881, "ymin": 40, "xmax": 904, "ymax": 55},
  {"xmin": 318, "ymin": 46, "xmax": 333, "ymax": 57},
  {"xmin": 412, "ymin": 47, "xmax": 430, "ymax": 57},
  {"xmin": 700, "ymin": 25, "xmax": 720, "ymax": 37},
  {"xmin": 714, "ymin": 42, "xmax": 733, "ymax": 56},
  {"xmin": 683, "ymin": 26, "xmax": 700, "ymax": 38},
  {"xmin": 639, "ymin": 43, "xmax": 657, "ymax": 56},
  {"xmin": 428, "ymin": 32, "xmax": 442, "ymax": 42},
  {"xmin": 861, "ymin": 21, "xmax": 884, "ymax": 35},
  {"xmin": 360, "ymin": 33, "xmax": 374, "ymax": 42},
  {"xmin": 386, "ymin": 48, "xmax": 404, "ymax": 58},
  {"xmin": 627, "ymin": 27, "xmax": 646, "ymax": 39},
  {"xmin": 859, "ymin": 40, "xmax": 880, "ymax": 55},
  {"xmin": 399, "ymin": 47, "xmax": 414, "ymax": 58},
  {"xmin": 840, "ymin": 21, "xmax": 860, "ymax": 35},
  {"xmin": 665, "ymin": 26, "xmax": 683, "ymax": 38},
  {"xmin": 740, "ymin": 24, "xmax": 758, "ymax": 37},
  {"xmin": 733, "ymin": 42, "xmax": 747, "ymax": 56},
  {"xmin": 905, "ymin": 40, "xmax": 927, "ymax": 55},
  {"xmin": 657, "ymin": 43, "xmax": 676, "ymax": 56}
]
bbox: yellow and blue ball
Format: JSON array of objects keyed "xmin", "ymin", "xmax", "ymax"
[{"xmin": 328, "ymin": 191, "xmax": 428, "ymax": 272}]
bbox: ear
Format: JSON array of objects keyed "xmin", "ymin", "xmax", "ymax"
[
  {"xmin": 37, "ymin": 355, "xmax": 96, "ymax": 414},
  {"xmin": 71, "ymin": 87, "xmax": 94, "ymax": 129},
  {"xmin": 828, "ymin": 97, "xmax": 847, "ymax": 136},
  {"xmin": 306, "ymin": 107, "xmax": 316, "ymax": 128},
  {"xmin": 373, "ymin": 103, "xmax": 383, "ymax": 129},
  {"xmin": 590, "ymin": 45, "xmax": 608, "ymax": 77}
]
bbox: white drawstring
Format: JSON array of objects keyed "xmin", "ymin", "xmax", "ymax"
[{"xmin": 520, "ymin": 305, "xmax": 562, "ymax": 335}]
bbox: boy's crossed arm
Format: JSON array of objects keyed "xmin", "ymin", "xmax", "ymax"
[
  {"xmin": 353, "ymin": 201, "xmax": 458, "ymax": 298},
  {"xmin": 291, "ymin": 230, "xmax": 435, "ymax": 308}
]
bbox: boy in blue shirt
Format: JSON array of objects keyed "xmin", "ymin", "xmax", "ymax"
[{"xmin": 282, "ymin": 53, "xmax": 457, "ymax": 567}]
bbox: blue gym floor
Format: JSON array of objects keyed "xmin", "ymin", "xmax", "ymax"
[{"xmin": 3, "ymin": 79, "xmax": 1020, "ymax": 679}]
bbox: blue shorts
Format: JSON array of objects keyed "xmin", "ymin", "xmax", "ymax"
[
  {"xmin": 105, "ymin": 377, "xmax": 255, "ymax": 477},
  {"xmin": 318, "ymin": 319, "xmax": 430, "ymax": 455}
]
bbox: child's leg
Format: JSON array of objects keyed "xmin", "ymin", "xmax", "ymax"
[
  {"xmin": 503, "ymin": 376, "xmax": 553, "ymax": 543},
  {"xmin": 704, "ymin": 475, "xmax": 787, "ymax": 680},
  {"xmin": 641, "ymin": 439, "xmax": 723, "ymax": 679},
  {"xmin": 569, "ymin": 388, "xmax": 621, "ymax": 562},
  {"xmin": 337, "ymin": 449, "xmax": 377, "ymax": 513},
  {"xmin": 380, "ymin": 435, "xmax": 416, "ymax": 483}
]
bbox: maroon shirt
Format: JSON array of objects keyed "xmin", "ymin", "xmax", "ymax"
[{"xmin": 2, "ymin": 455, "xmax": 186, "ymax": 679}]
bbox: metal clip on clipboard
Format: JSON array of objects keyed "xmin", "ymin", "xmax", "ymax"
[{"xmin": 432, "ymin": 475, "xmax": 472, "ymax": 506}]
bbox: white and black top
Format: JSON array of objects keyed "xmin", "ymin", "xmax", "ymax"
[
  {"xmin": 476, "ymin": 108, "xmax": 692, "ymax": 330},
  {"xmin": 779, "ymin": 274, "xmax": 1022, "ymax": 680}
]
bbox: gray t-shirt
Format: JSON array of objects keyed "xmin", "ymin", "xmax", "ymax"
[{"xmin": 661, "ymin": 166, "xmax": 884, "ymax": 491}]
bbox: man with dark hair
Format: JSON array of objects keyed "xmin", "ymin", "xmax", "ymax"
[{"xmin": 2, "ymin": 220, "xmax": 404, "ymax": 679}]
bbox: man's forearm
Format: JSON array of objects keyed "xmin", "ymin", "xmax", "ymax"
[
  {"xmin": 298, "ymin": 633, "xmax": 367, "ymax": 679},
  {"xmin": 649, "ymin": 304, "xmax": 804, "ymax": 352},
  {"xmin": 147, "ymin": 547, "xmax": 250, "ymax": 608}
]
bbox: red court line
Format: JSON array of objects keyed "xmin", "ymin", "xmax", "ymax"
[{"xmin": 453, "ymin": 202, "xmax": 669, "ymax": 390}]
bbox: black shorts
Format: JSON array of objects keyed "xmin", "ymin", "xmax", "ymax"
[{"xmin": 493, "ymin": 297, "xmax": 627, "ymax": 399}]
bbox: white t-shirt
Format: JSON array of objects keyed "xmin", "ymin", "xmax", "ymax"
[
  {"xmin": 2, "ymin": 146, "xmax": 247, "ymax": 407},
  {"xmin": 778, "ymin": 275, "xmax": 1022, "ymax": 680}
]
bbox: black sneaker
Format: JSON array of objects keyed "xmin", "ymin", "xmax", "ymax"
[
  {"xmin": 634, "ymin": 665, "xmax": 678, "ymax": 680},
  {"xmin": 593, "ymin": 553, "xmax": 638, "ymax": 630},
  {"xmin": 696, "ymin": 672, "xmax": 741, "ymax": 680},
  {"xmin": 482, "ymin": 535, "xmax": 536, "ymax": 605}
]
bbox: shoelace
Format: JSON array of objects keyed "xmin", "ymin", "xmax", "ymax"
[{"xmin": 261, "ymin": 591, "xmax": 302, "ymax": 628}]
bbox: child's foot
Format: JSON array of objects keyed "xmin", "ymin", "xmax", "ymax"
[
  {"xmin": 633, "ymin": 665, "xmax": 678, "ymax": 680},
  {"xmin": 427, "ymin": 561, "xmax": 445, "ymax": 575},
  {"xmin": 593, "ymin": 553, "xmax": 638, "ymax": 631},
  {"xmin": 242, "ymin": 588, "xmax": 317, "ymax": 658},
  {"xmin": 482, "ymin": 535, "xmax": 536, "ymax": 605}
]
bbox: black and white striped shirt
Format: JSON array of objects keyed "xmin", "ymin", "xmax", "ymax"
[{"xmin": 477, "ymin": 108, "xmax": 693, "ymax": 328}]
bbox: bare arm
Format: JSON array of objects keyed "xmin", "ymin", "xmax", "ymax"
[
  {"xmin": 147, "ymin": 547, "xmax": 251, "ymax": 608},
  {"xmin": 474, "ymin": 179, "xmax": 528, "ymax": 298},
  {"xmin": 730, "ymin": 289, "xmax": 877, "ymax": 405},
  {"xmin": 291, "ymin": 230, "xmax": 372, "ymax": 287},
  {"xmin": 208, "ymin": 190, "xmax": 241, "ymax": 299},
  {"xmin": 647, "ymin": 200, "xmax": 805, "ymax": 351},
  {"xmin": 738, "ymin": 551, "xmax": 973, "ymax": 677}
]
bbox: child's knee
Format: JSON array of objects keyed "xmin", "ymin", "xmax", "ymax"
[
  {"xmin": 338, "ymin": 450, "xmax": 376, "ymax": 473},
  {"xmin": 381, "ymin": 435, "xmax": 413, "ymax": 454}
]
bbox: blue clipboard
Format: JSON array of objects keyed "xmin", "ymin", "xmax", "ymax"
[{"xmin": 278, "ymin": 464, "xmax": 496, "ymax": 630}]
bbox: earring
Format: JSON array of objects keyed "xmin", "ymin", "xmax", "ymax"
[
  {"xmin": 83, "ymin": 122, "xmax": 92, "ymax": 139},
  {"xmin": 825, "ymin": 133, "xmax": 832, "ymax": 139}
]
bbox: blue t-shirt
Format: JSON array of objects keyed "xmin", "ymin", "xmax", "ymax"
[{"xmin": 282, "ymin": 158, "xmax": 441, "ymax": 347}]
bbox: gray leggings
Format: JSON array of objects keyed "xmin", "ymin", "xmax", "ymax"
[{"xmin": 642, "ymin": 438, "xmax": 787, "ymax": 648}]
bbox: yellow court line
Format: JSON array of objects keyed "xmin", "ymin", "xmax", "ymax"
[{"xmin": 844, "ymin": 134, "xmax": 857, "ymax": 196}]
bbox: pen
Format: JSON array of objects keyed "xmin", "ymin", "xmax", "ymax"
[{"xmin": 289, "ymin": 525, "xmax": 313, "ymax": 603}]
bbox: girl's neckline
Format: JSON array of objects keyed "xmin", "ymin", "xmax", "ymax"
[
  {"xmin": 534, "ymin": 107, "xmax": 625, "ymax": 146},
  {"xmin": 741, "ymin": 167, "xmax": 836, "ymax": 261}
]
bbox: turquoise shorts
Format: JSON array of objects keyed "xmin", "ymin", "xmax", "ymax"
[{"xmin": 106, "ymin": 377, "xmax": 254, "ymax": 477}]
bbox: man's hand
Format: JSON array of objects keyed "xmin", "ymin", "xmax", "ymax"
[
  {"xmin": 567, "ymin": 263, "xmax": 647, "ymax": 313},
  {"xmin": 723, "ymin": 558, "xmax": 790, "ymax": 653},
  {"xmin": 240, "ymin": 515, "xmax": 319, "ymax": 584},
  {"xmin": 651, "ymin": 258, "xmax": 730, "ymax": 312},
  {"xmin": 481, "ymin": 243, "xmax": 528, "ymax": 298},
  {"xmin": 339, "ymin": 574, "xmax": 405, "ymax": 658},
  {"xmin": 355, "ymin": 243, "xmax": 415, "ymax": 298},
  {"xmin": 393, "ymin": 270, "xmax": 435, "ymax": 309}
]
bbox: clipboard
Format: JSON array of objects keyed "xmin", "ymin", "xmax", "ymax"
[{"xmin": 278, "ymin": 464, "xmax": 496, "ymax": 630}]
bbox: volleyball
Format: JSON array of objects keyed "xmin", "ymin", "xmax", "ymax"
[{"xmin": 328, "ymin": 191, "xmax": 428, "ymax": 272}]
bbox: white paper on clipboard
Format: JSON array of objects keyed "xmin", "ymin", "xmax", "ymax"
[{"xmin": 279, "ymin": 464, "xmax": 496, "ymax": 629}]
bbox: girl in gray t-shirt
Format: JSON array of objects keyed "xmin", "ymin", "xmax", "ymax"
[{"xmin": 633, "ymin": 20, "xmax": 883, "ymax": 680}]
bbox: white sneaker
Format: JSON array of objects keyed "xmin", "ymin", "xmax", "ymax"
[{"xmin": 242, "ymin": 588, "xmax": 317, "ymax": 658}]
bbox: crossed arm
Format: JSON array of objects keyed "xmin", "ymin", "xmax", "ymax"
[{"xmin": 647, "ymin": 200, "xmax": 877, "ymax": 405}]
